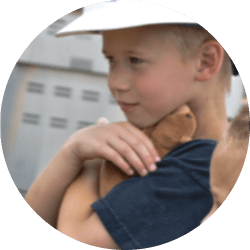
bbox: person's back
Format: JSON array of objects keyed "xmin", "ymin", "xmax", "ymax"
[{"xmin": 202, "ymin": 103, "xmax": 249, "ymax": 222}]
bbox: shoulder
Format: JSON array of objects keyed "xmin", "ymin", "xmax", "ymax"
[
  {"xmin": 91, "ymin": 142, "xmax": 214, "ymax": 248},
  {"xmin": 157, "ymin": 139, "xmax": 218, "ymax": 191},
  {"xmin": 166, "ymin": 139, "xmax": 218, "ymax": 159}
]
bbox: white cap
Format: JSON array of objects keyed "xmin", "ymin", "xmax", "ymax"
[{"xmin": 56, "ymin": 0, "xmax": 198, "ymax": 37}]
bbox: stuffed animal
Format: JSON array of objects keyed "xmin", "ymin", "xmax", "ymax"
[{"xmin": 99, "ymin": 104, "xmax": 197, "ymax": 197}]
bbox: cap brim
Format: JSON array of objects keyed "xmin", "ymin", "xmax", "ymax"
[{"xmin": 56, "ymin": 1, "xmax": 196, "ymax": 38}]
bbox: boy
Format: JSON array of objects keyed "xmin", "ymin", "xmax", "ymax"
[{"xmin": 25, "ymin": 1, "xmax": 238, "ymax": 249}]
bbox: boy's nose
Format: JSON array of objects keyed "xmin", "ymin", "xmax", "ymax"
[
  {"xmin": 109, "ymin": 78, "xmax": 131, "ymax": 92},
  {"xmin": 108, "ymin": 68, "xmax": 132, "ymax": 92}
]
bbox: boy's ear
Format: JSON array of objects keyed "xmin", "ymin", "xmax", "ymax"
[{"xmin": 195, "ymin": 40, "xmax": 224, "ymax": 81}]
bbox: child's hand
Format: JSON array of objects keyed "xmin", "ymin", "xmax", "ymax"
[{"xmin": 67, "ymin": 119, "xmax": 160, "ymax": 177}]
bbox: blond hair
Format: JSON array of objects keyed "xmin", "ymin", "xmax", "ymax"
[{"xmin": 161, "ymin": 25, "xmax": 232, "ymax": 92}]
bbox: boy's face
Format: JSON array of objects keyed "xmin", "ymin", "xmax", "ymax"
[{"xmin": 102, "ymin": 26, "xmax": 197, "ymax": 128}]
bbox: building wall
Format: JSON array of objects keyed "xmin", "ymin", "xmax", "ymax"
[
  {"xmin": 1, "ymin": 9, "xmax": 246, "ymax": 196},
  {"xmin": 19, "ymin": 9, "xmax": 109, "ymax": 75},
  {"xmin": 4, "ymin": 64, "xmax": 126, "ymax": 193}
]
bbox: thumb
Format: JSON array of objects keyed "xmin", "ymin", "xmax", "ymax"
[{"xmin": 97, "ymin": 117, "xmax": 109, "ymax": 125}]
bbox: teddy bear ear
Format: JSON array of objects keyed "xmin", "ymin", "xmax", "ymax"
[
  {"xmin": 179, "ymin": 136, "xmax": 192, "ymax": 144},
  {"xmin": 174, "ymin": 105, "xmax": 191, "ymax": 115}
]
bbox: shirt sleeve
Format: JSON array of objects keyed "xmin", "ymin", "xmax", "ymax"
[{"xmin": 91, "ymin": 155, "xmax": 213, "ymax": 250}]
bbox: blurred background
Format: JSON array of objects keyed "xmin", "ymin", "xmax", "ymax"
[{"xmin": 1, "ymin": 9, "xmax": 247, "ymax": 198}]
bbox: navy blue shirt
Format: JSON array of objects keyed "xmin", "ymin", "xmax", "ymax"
[{"xmin": 91, "ymin": 139, "xmax": 217, "ymax": 249}]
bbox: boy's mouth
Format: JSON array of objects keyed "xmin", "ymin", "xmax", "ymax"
[
  {"xmin": 117, "ymin": 101, "xmax": 139, "ymax": 112},
  {"xmin": 118, "ymin": 101, "xmax": 139, "ymax": 106}
]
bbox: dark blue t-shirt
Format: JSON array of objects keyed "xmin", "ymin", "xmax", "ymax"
[{"xmin": 91, "ymin": 139, "xmax": 217, "ymax": 249}]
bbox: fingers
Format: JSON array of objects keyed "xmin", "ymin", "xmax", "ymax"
[
  {"xmin": 108, "ymin": 137, "xmax": 149, "ymax": 176},
  {"xmin": 97, "ymin": 145, "xmax": 135, "ymax": 176},
  {"xmin": 121, "ymin": 122, "xmax": 160, "ymax": 162},
  {"xmin": 94, "ymin": 120, "xmax": 161, "ymax": 177},
  {"xmin": 108, "ymin": 126, "xmax": 160, "ymax": 176},
  {"xmin": 117, "ymin": 132, "xmax": 158, "ymax": 176}
]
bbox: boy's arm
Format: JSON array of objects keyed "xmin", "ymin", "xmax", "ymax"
[
  {"xmin": 25, "ymin": 145, "xmax": 83, "ymax": 228},
  {"xmin": 25, "ymin": 145, "xmax": 118, "ymax": 248},
  {"xmin": 60, "ymin": 212, "xmax": 120, "ymax": 249},
  {"xmin": 57, "ymin": 159, "xmax": 101, "ymax": 226},
  {"xmin": 57, "ymin": 159, "xmax": 120, "ymax": 249},
  {"xmin": 25, "ymin": 142, "xmax": 119, "ymax": 248}
]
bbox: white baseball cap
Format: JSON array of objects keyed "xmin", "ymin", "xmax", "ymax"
[
  {"xmin": 55, "ymin": 0, "xmax": 238, "ymax": 75},
  {"xmin": 56, "ymin": 0, "xmax": 199, "ymax": 37}
]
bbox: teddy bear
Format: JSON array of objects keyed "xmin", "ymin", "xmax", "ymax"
[{"xmin": 99, "ymin": 104, "xmax": 197, "ymax": 197}]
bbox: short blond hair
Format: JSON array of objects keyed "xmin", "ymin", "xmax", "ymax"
[{"xmin": 161, "ymin": 25, "xmax": 232, "ymax": 92}]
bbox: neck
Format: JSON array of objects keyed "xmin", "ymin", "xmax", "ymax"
[{"xmin": 188, "ymin": 85, "xmax": 229, "ymax": 141}]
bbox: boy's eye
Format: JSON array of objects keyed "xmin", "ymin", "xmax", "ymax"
[
  {"xmin": 130, "ymin": 57, "xmax": 141, "ymax": 64},
  {"xmin": 106, "ymin": 56, "xmax": 141, "ymax": 64},
  {"xmin": 105, "ymin": 56, "xmax": 115, "ymax": 63}
]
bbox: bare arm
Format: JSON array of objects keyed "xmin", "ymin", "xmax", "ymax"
[
  {"xmin": 25, "ymin": 144, "xmax": 82, "ymax": 228},
  {"xmin": 57, "ymin": 158, "xmax": 102, "ymax": 228},
  {"xmin": 56, "ymin": 158, "xmax": 120, "ymax": 249},
  {"xmin": 25, "ymin": 122, "xmax": 159, "ymax": 246}
]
